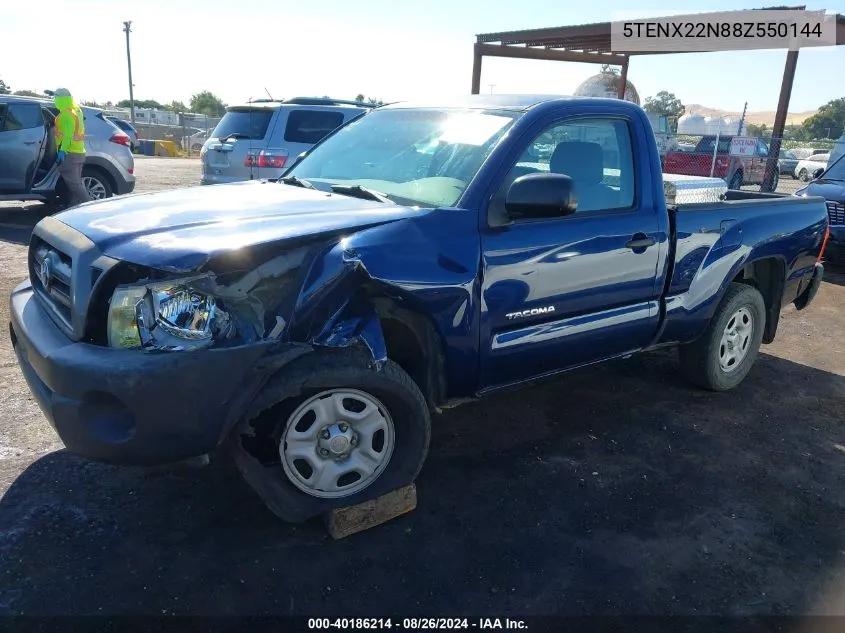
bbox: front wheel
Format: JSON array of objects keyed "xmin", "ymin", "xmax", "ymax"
[
  {"xmin": 230, "ymin": 349, "xmax": 431, "ymax": 523},
  {"xmin": 678, "ymin": 283, "xmax": 766, "ymax": 391},
  {"xmin": 798, "ymin": 168, "xmax": 810, "ymax": 182}
]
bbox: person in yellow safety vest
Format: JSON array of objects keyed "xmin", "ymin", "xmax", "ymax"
[{"xmin": 53, "ymin": 88, "xmax": 91, "ymax": 207}]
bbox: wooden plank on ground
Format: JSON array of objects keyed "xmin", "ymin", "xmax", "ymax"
[{"xmin": 324, "ymin": 484, "xmax": 417, "ymax": 539}]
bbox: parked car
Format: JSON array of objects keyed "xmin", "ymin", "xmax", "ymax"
[
  {"xmin": 182, "ymin": 129, "xmax": 209, "ymax": 152},
  {"xmin": 663, "ymin": 135, "xmax": 776, "ymax": 190},
  {"xmin": 10, "ymin": 95, "xmax": 828, "ymax": 523},
  {"xmin": 0, "ymin": 95, "xmax": 135, "ymax": 205},
  {"xmin": 778, "ymin": 148, "xmax": 799, "ymax": 177},
  {"xmin": 796, "ymin": 154, "xmax": 845, "ymax": 262},
  {"xmin": 791, "ymin": 147, "xmax": 829, "ymax": 160},
  {"xmin": 200, "ymin": 97, "xmax": 375, "ymax": 185},
  {"xmin": 105, "ymin": 116, "xmax": 139, "ymax": 153},
  {"xmin": 795, "ymin": 153, "xmax": 830, "ymax": 181}
]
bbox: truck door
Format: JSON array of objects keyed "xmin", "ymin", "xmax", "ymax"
[
  {"xmin": 0, "ymin": 102, "xmax": 46, "ymax": 193},
  {"xmin": 479, "ymin": 115, "xmax": 663, "ymax": 390},
  {"xmin": 754, "ymin": 139, "xmax": 770, "ymax": 184}
]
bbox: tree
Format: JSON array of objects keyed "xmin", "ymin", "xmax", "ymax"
[
  {"xmin": 800, "ymin": 97, "xmax": 845, "ymax": 140},
  {"xmin": 190, "ymin": 91, "xmax": 227, "ymax": 116},
  {"xmin": 354, "ymin": 93, "xmax": 365, "ymax": 102},
  {"xmin": 643, "ymin": 91, "xmax": 686, "ymax": 120},
  {"xmin": 746, "ymin": 123, "xmax": 768, "ymax": 137},
  {"xmin": 0, "ymin": 78, "xmax": 10, "ymax": 95},
  {"xmin": 117, "ymin": 98, "xmax": 164, "ymax": 110},
  {"xmin": 12, "ymin": 89, "xmax": 44, "ymax": 98},
  {"xmin": 166, "ymin": 100, "xmax": 188, "ymax": 113}
]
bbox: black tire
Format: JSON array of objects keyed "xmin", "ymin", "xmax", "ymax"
[
  {"xmin": 229, "ymin": 348, "xmax": 431, "ymax": 523},
  {"xmin": 81, "ymin": 167, "xmax": 114, "ymax": 200},
  {"xmin": 191, "ymin": 143, "xmax": 203, "ymax": 151},
  {"xmin": 798, "ymin": 168, "xmax": 810, "ymax": 182},
  {"xmin": 678, "ymin": 283, "xmax": 766, "ymax": 392},
  {"xmin": 728, "ymin": 171, "xmax": 744, "ymax": 190}
]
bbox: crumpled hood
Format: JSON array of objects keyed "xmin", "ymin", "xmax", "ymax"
[{"xmin": 54, "ymin": 180, "xmax": 425, "ymax": 272}]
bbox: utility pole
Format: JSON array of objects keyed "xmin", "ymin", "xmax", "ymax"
[
  {"xmin": 123, "ymin": 21, "xmax": 135, "ymax": 128},
  {"xmin": 737, "ymin": 101, "xmax": 748, "ymax": 136},
  {"xmin": 488, "ymin": 84, "xmax": 496, "ymax": 94}
]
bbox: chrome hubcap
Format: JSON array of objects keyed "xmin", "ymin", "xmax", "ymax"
[
  {"xmin": 719, "ymin": 306, "xmax": 754, "ymax": 373},
  {"xmin": 83, "ymin": 177, "xmax": 107, "ymax": 199},
  {"xmin": 280, "ymin": 389, "xmax": 395, "ymax": 499}
]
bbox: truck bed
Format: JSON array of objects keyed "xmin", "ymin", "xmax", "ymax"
[{"xmin": 655, "ymin": 193, "xmax": 828, "ymax": 346}]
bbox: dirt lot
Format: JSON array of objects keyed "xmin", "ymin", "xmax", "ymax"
[{"xmin": 0, "ymin": 158, "xmax": 844, "ymax": 618}]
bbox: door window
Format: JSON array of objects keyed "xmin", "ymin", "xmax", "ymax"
[
  {"xmin": 1, "ymin": 103, "xmax": 43, "ymax": 131},
  {"xmin": 496, "ymin": 117, "xmax": 636, "ymax": 217},
  {"xmin": 284, "ymin": 110, "xmax": 344, "ymax": 144}
]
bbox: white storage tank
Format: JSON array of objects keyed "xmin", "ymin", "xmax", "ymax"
[{"xmin": 574, "ymin": 73, "xmax": 640, "ymax": 105}]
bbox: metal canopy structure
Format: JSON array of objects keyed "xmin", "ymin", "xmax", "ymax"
[{"xmin": 472, "ymin": 9, "xmax": 845, "ymax": 190}]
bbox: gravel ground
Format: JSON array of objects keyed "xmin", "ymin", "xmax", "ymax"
[{"xmin": 0, "ymin": 158, "xmax": 844, "ymax": 618}]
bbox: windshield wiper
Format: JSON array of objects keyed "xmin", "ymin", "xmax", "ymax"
[
  {"xmin": 281, "ymin": 175, "xmax": 315, "ymax": 189},
  {"xmin": 219, "ymin": 132, "xmax": 249, "ymax": 143},
  {"xmin": 330, "ymin": 184, "xmax": 391, "ymax": 203}
]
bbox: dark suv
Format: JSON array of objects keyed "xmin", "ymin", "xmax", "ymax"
[
  {"xmin": 0, "ymin": 95, "xmax": 136, "ymax": 206},
  {"xmin": 796, "ymin": 154, "xmax": 845, "ymax": 262}
]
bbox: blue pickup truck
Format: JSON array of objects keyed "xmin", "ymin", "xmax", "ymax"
[{"xmin": 10, "ymin": 95, "xmax": 829, "ymax": 522}]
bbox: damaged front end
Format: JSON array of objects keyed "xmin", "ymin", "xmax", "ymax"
[
  {"xmin": 99, "ymin": 241, "xmax": 391, "ymax": 370},
  {"xmin": 101, "ymin": 247, "xmax": 311, "ymax": 353}
]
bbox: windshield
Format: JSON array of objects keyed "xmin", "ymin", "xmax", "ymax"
[
  {"xmin": 822, "ymin": 154, "xmax": 845, "ymax": 180},
  {"xmin": 286, "ymin": 108, "xmax": 518, "ymax": 207}
]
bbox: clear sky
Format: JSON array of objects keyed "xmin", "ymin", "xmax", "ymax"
[{"xmin": 1, "ymin": 0, "xmax": 842, "ymax": 113}]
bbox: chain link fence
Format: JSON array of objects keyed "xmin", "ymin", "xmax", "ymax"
[
  {"xmin": 661, "ymin": 133, "xmax": 843, "ymax": 195},
  {"xmin": 103, "ymin": 109, "xmax": 221, "ymax": 156}
]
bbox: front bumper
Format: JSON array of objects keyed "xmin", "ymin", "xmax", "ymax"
[
  {"xmin": 823, "ymin": 226, "xmax": 845, "ymax": 263},
  {"xmin": 9, "ymin": 281, "xmax": 279, "ymax": 466}
]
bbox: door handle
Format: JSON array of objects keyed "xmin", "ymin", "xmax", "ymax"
[
  {"xmin": 626, "ymin": 234, "xmax": 657, "ymax": 250},
  {"xmin": 24, "ymin": 140, "xmax": 39, "ymax": 145}
]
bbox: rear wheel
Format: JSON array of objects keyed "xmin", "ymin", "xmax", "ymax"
[
  {"xmin": 229, "ymin": 349, "xmax": 431, "ymax": 523},
  {"xmin": 82, "ymin": 167, "xmax": 113, "ymax": 199},
  {"xmin": 679, "ymin": 283, "xmax": 766, "ymax": 391}
]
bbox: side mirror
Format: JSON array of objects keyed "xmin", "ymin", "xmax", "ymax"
[{"xmin": 505, "ymin": 173, "xmax": 577, "ymax": 219}]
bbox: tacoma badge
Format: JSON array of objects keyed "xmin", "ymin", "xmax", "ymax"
[{"xmin": 505, "ymin": 306, "xmax": 556, "ymax": 320}]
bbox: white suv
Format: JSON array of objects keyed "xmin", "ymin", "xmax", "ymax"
[{"xmin": 200, "ymin": 97, "xmax": 375, "ymax": 185}]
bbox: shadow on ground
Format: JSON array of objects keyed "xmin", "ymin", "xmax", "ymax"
[
  {"xmin": 1, "ymin": 350, "xmax": 844, "ymax": 617},
  {"xmin": 0, "ymin": 204, "xmax": 53, "ymax": 246}
]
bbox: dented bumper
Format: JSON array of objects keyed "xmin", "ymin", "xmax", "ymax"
[{"xmin": 10, "ymin": 280, "xmax": 291, "ymax": 466}]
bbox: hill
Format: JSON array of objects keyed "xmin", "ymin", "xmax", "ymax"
[{"xmin": 684, "ymin": 104, "xmax": 818, "ymax": 126}]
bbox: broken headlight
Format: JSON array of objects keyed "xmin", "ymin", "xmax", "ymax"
[{"xmin": 107, "ymin": 277, "xmax": 232, "ymax": 351}]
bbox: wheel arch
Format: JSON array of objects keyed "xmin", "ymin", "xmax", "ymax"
[{"xmin": 730, "ymin": 255, "xmax": 786, "ymax": 344}]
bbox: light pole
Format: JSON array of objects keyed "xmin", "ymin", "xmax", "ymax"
[{"xmin": 123, "ymin": 21, "xmax": 135, "ymax": 128}]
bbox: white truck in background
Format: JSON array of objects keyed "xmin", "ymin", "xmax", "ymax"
[{"xmin": 647, "ymin": 112, "xmax": 679, "ymax": 160}]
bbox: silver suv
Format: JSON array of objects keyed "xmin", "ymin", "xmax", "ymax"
[
  {"xmin": 0, "ymin": 95, "xmax": 135, "ymax": 205},
  {"xmin": 200, "ymin": 97, "xmax": 375, "ymax": 185}
]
